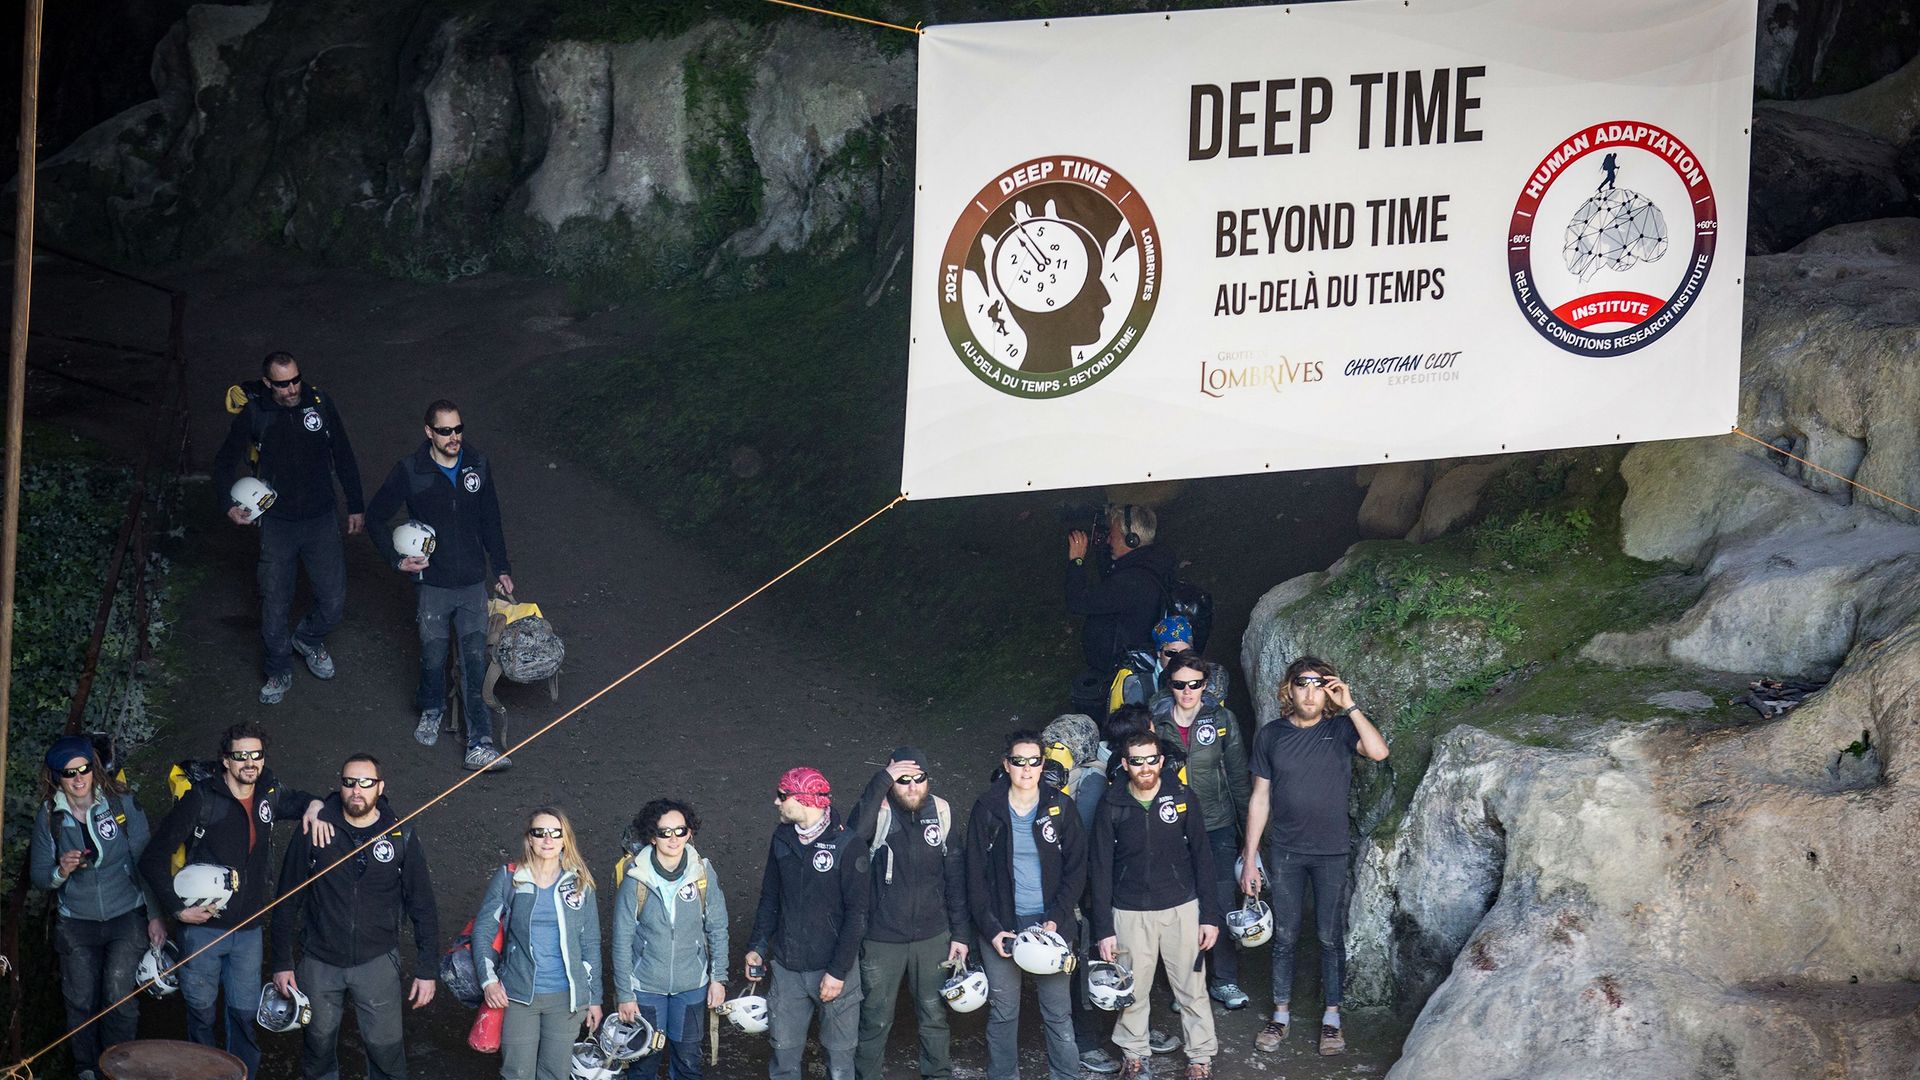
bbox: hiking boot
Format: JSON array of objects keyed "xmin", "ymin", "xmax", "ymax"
[
  {"xmin": 259, "ymin": 673, "xmax": 291, "ymax": 705},
  {"xmin": 290, "ymin": 638, "xmax": 335, "ymax": 679},
  {"xmin": 414, "ymin": 709, "xmax": 442, "ymax": 746},
  {"xmin": 1119, "ymin": 1056, "xmax": 1150, "ymax": 1080},
  {"xmin": 1254, "ymin": 1020, "xmax": 1287, "ymax": 1053},
  {"xmin": 1148, "ymin": 1030, "xmax": 1181, "ymax": 1055},
  {"xmin": 464, "ymin": 741, "xmax": 511, "ymax": 772},
  {"xmin": 1210, "ymin": 983, "xmax": 1249, "ymax": 1010},
  {"xmin": 1319, "ymin": 1024, "xmax": 1346, "ymax": 1056},
  {"xmin": 1184, "ymin": 1064, "xmax": 1211, "ymax": 1080},
  {"xmin": 1079, "ymin": 1048, "xmax": 1121, "ymax": 1075}
]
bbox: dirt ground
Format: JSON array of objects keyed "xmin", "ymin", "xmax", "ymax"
[{"xmin": 24, "ymin": 256, "xmax": 1405, "ymax": 1078}]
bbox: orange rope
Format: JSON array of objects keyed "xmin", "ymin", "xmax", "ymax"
[
  {"xmin": 1729, "ymin": 426, "xmax": 1919, "ymax": 517},
  {"xmin": 762, "ymin": 0, "xmax": 921, "ymax": 35},
  {"xmin": 2, "ymin": 495, "xmax": 905, "ymax": 1077}
]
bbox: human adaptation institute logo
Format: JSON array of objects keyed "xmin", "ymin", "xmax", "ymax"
[
  {"xmin": 939, "ymin": 156, "xmax": 1160, "ymax": 399},
  {"xmin": 1507, "ymin": 120, "xmax": 1719, "ymax": 357}
]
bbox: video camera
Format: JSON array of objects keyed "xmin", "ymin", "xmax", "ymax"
[{"xmin": 1057, "ymin": 502, "xmax": 1112, "ymax": 546}]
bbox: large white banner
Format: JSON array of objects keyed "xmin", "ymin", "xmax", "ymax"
[{"xmin": 901, "ymin": 0, "xmax": 1755, "ymax": 500}]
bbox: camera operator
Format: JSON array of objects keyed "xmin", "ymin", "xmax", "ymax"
[{"xmin": 1065, "ymin": 504, "xmax": 1177, "ymax": 717}]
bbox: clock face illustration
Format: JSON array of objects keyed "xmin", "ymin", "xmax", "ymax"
[{"xmin": 937, "ymin": 157, "xmax": 1162, "ymax": 399}]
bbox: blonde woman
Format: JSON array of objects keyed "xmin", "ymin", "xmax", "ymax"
[{"xmin": 474, "ymin": 807, "xmax": 604, "ymax": 1080}]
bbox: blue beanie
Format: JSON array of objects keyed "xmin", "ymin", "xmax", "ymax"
[{"xmin": 45, "ymin": 734, "xmax": 94, "ymax": 772}]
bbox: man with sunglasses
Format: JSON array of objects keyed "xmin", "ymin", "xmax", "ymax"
[
  {"xmin": 366, "ymin": 398, "xmax": 515, "ymax": 771},
  {"xmin": 745, "ymin": 766, "xmax": 870, "ymax": 1080},
  {"xmin": 213, "ymin": 351, "xmax": 366, "ymax": 706},
  {"xmin": 848, "ymin": 748, "xmax": 967, "ymax": 1080},
  {"xmin": 964, "ymin": 730, "xmax": 1087, "ymax": 1080},
  {"xmin": 1240, "ymin": 657, "xmax": 1389, "ymax": 1057},
  {"xmin": 1090, "ymin": 732, "xmax": 1221, "ymax": 1080},
  {"xmin": 270, "ymin": 754, "xmax": 439, "ymax": 1080},
  {"xmin": 139, "ymin": 723, "xmax": 332, "ymax": 1079}
]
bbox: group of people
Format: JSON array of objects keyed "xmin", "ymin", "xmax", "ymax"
[{"xmin": 27, "ymin": 364, "xmax": 1394, "ymax": 1080}]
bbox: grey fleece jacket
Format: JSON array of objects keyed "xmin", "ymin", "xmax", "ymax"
[
  {"xmin": 609, "ymin": 844, "xmax": 730, "ymax": 1002},
  {"xmin": 30, "ymin": 792, "xmax": 160, "ymax": 923},
  {"xmin": 473, "ymin": 863, "xmax": 603, "ymax": 1011}
]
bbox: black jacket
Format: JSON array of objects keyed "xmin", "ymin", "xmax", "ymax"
[
  {"xmin": 138, "ymin": 768, "xmax": 319, "ymax": 930},
  {"xmin": 745, "ymin": 808, "xmax": 870, "ymax": 979},
  {"xmin": 1088, "ymin": 779, "xmax": 1220, "ymax": 940},
  {"xmin": 964, "ymin": 781, "xmax": 1087, "ymax": 941},
  {"xmin": 365, "ymin": 441, "xmax": 511, "ymax": 590},
  {"xmin": 1066, "ymin": 543, "xmax": 1178, "ymax": 674},
  {"xmin": 269, "ymin": 795, "xmax": 440, "ymax": 980},
  {"xmin": 849, "ymin": 770, "xmax": 968, "ymax": 945},
  {"xmin": 211, "ymin": 384, "xmax": 364, "ymax": 522}
]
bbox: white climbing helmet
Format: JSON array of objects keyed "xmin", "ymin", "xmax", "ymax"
[
  {"xmin": 1012, "ymin": 927, "xmax": 1077, "ymax": 975},
  {"xmin": 1084, "ymin": 959, "xmax": 1136, "ymax": 1011},
  {"xmin": 570, "ymin": 1039, "xmax": 620, "ymax": 1080},
  {"xmin": 941, "ymin": 961, "xmax": 989, "ymax": 1013},
  {"xmin": 256, "ymin": 983, "xmax": 312, "ymax": 1032},
  {"xmin": 597, "ymin": 1012, "xmax": 666, "ymax": 1064},
  {"xmin": 392, "ymin": 519, "xmax": 437, "ymax": 561},
  {"xmin": 173, "ymin": 863, "xmax": 239, "ymax": 914},
  {"xmin": 719, "ymin": 992, "xmax": 770, "ymax": 1034},
  {"xmin": 229, "ymin": 477, "xmax": 277, "ymax": 522},
  {"xmin": 138, "ymin": 939, "xmax": 181, "ymax": 998},
  {"xmin": 1226, "ymin": 896, "xmax": 1275, "ymax": 948},
  {"xmin": 1236, "ymin": 852, "xmax": 1269, "ymax": 895}
]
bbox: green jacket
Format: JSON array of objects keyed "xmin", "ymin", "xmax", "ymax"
[{"xmin": 1150, "ymin": 692, "xmax": 1252, "ymax": 834}]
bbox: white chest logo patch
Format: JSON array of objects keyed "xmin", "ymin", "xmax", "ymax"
[
  {"xmin": 923, "ymin": 823, "xmax": 942, "ymax": 847},
  {"xmin": 562, "ymin": 886, "xmax": 584, "ymax": 910},
  {"xmin": 1196, "ymin": 724, "xmax": 1217, "ymax": 746},
  {"xmin": 1039, "ymin": 820, "xmax": 1058, "ymax": 845},
  {"xmin": 257, "ymin": 800, "xmax": 275, "ymax": 824},
  {"xmin": 1157, "ymin": 802, "xmax": 1180, "ymax": 824},
  {"xmin": 812, "ymin": 849, "xmax": 836, "ymax": 873},
  {"xmin": 97, "ymin": 817, "xmax": 119, "ymax": 841},
  {"xmin": 678, "ymin": 882, "xmax": 699, "ymax": 903},
  {"xmin": 301, "ymin": 409, "xmax": 322, "ymax": 432},
  {"xmin": 462, "ymin": 471, "xmax": 481, "ymax": 493},
  {"xmin": 372, "ymin": 840, "xmax": 396, "ymax": 863}
]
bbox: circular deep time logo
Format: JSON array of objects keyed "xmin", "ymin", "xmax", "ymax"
[
  {"xmin": 1507, "ymin": 121, "xmax": 1719, "ymax": 357},
  {"xmin": 938, "ymin": 156, "xmax": 1161, "ymax": 399}
]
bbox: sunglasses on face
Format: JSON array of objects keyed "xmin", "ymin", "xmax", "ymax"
[
  {"xmin": 1005, "ymin": 755, "xmax": 1043, "ymax": 768},
  {"xmin": 340, "ymin": 776, "xmax": 380, "ymax": 789},
  {"xmin": 1160, "ymin": 648, "xmax": 1189, "ymax": 659},
  {"xmin": 1125, "ymin": 754, "xmax": 1163, "ymax": 767},
  {"xmin": 774, "ymin": 790, "xmax": 794, "ymax": 802},
  {"xmin": 893, "ymin": 773, "xmax": 929, "ymax": 786},
  {"xmin": 654, "ymin": 826, "xmax": 691, "ymax": 839},
  {"xmin": 58, "ymin": 763, "xmax": 93, "ymax": 779},
  {"xmin": 1293, "ymin": 676, "xmax": 1329, "ymax": 688},
  {"xmin": 1167, "ymin": 678, "xmax": 1206, "ymax": 691},
  {"xmin": 430, "ymin": 424, "xmax": 464, "ymax": 437},
  {"xmin": 267, "ymin": 374, "xmax": 302, "ymax": 389},
  {"xmin": 527, "ymin": 827, "xmax": 564, "ymax": 840},
  {"xmin": 225, "ymin": 750, "xmax": 265, "ymax": 762}
]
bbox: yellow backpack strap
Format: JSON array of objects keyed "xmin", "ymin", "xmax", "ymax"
[{"xmin": 1107, "ymin": 668, "xmax": 1130, "ymax": 715}]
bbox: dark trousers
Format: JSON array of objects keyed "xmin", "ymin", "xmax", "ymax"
[
  {"xmin": 259, "ymin": 512, "xmax": 347, "ymax": 678},
  {"xmin": 768, "ymin": 960, "xmax": 862, "ymax": 1080},
  {"xmin": 415, "ymin": 581, "xmax": 490, "ymax": 745},
  {"xmin": 298, "ymin": 951, "xmax": 408, "ymax": 1080},
  {"xmin": 855, "ymin": 935, "xmax": 953, "ymax": 1080},
  {"xmin": 1205, "ymin": 827, "xmax": 1240, "ymax": 987},
  {"xmin": 54, "ymin": 910, "xmax": 146, "ymax": 1076},
  {"xmin": 1267, "ymin": 848, "xmax": 1350, "ymax": 1008},
  {"xmin": 179, "ymin": 924, "xmax": 263, "ymax": 1078},
  {"xmin": 633, "ymin": 986, "xmax": 708, "ymax": 1080},
  {"xmin": 1069, "ymin": 913, "xmax": 1106, "ymax": 1054}
]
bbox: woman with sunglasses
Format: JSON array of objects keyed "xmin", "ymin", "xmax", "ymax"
[
  {"xmin": 1149, "ymin": 654, "xmax": 1253, "ymax": 1012},
  {"xmin": 611, "ymin": 799, "xmax": 729, "ymax": 1080},
  {"xmin": 29, "ymin": 734, "xmax": 167, "ymax": 1080},
  {"xmin": 475, "ymin": 807, "xmax": 603, "ymax": 1080}
]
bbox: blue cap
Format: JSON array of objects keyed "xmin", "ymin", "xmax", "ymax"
[
  {"xmin": 45, "ymin": 734, "xmax": 94, "ymax": 772},
  {"xmin": 1152, "ymin": 616, "xmax": 1193, "ymax": 648}
]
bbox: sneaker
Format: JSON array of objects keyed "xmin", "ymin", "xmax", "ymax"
[
  {"xmin": 414, "ymin": 709, "xmax": 443, "ymax": 746},
  {"xmin": 1184, "ymin": 1064, "xmax": 1211, "ymax": 1080},
  {"xmin": 1148, "ymin": 1030, "xmax": 1181, "ymax": 1055},
  {"xmin": 259, "ymin": 673, "xmax": 291, "ymax": 705},
  {"xmin": 1209, "ymin": 983, "xmax": 1249, "ymax": 1010},
  {"xmin": 290, "ymin": 638, "xmax": 335, "ymax": 679},
  {"xmin": 1319, "ymin": 1024, "xmax": 1346, "ymax": 1056},
  {"xmin": 1080, "ymin": 1048, "xmax": 1122, "ymax": 1075},
  {"xmin": 1119, "ymin": 1056, "xmax": 1151, "ymax": 1080},
  {"xmin": 1254, "ymin": 1020, "xmax": 1287, "ymax": 1053},
  {"xmin": 464, "ymin": 741, "xmax": 511, "ymax": 772}
]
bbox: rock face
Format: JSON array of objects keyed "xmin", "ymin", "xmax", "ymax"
[
  {"xmin": 1753, "ymin": 0, "xmax": 1920, "ymax": 100},
  {"xmin": 1769, "ymin": 51, "xmax": 1920, "ymax": 144},
  {"xmin": 1746, "ymin": 109, "xmax": 1910, "ymax": 253}
]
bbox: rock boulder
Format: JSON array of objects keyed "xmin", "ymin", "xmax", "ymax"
[{"xmin": 1747, "ymin": 109, "xmax": 1909, "ymax": 254}]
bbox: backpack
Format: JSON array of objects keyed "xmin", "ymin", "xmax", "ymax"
[
  {"xmin": 1105, "ymin": 651, "xmax": 1157, "ymax": 718},
  {"xmin": 226, "ymin": 380, "xmax": 334, "ymax": 470},
  {"xmin": 165, "ymin": 759, "xmax": 281, "ymax": 875},
  {"xmin": 871, "ymin": 796, "xmax": 955, "ymax": 885},
  {"xmin": 615, "ymin": 852, "xmax": 712, "ymax": 923},
  {"xmin": 1163, "ymin": 579, "xmax": 1215, "ymax": 654}
]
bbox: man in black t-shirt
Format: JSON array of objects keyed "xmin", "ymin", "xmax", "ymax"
[{"xmin": 1239, "ymin": 657, "xmax": 1388, "ymax": 1058}]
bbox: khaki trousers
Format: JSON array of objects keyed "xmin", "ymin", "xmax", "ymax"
[{"xmin": 1110, "ymin": 900, "xmax": 1218, "ymax": 1063}]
